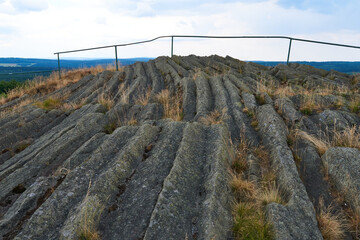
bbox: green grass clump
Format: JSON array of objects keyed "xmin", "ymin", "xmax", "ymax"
[
  {"xmin": 349, "ymin": 97, "xmax": 360, "ymax": 113},
  {"xmin": 35, "ymin": 97, "xmax": 62, "ymax": 110},
  {"xmin": 233, "ymin": 202, "xmax": 274, "ymax": 240},
  {"xmin": 103, "ymin": 122, "xmax": 117, "ymax": 134}
]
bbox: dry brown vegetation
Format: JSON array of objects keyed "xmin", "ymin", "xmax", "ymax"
[
  {"xmin": 255, "ymin": 74, "xmax": 359, "ymax": 115},
  {"xmin": 155, "ymin": 89, "xmax": 183, "ymax": 121},
  {"xmin": 135, "ymin": 87, "xmax": 152, "ymax": 106},
  {"xmin": 199, "ymin": 108, "xmax": 228, "ymax": 125},
  {"xmin": 77, "ymin": 181, "xmax": 105, "ymax": 240},
  {"xmin": 229, "ymin": 137, "xmax": 284, "ymax": 240},
  {"xmin": 97, "ymin": 92, "xmax": 114, "ymax": 111},
  {"xmin": 0, "ymin": 66, "xmax": 118, "ymax": 118},
  {"xmin": 316, "ymin": 199, "xmax": 347, "ymax": 240},
  {"xmin": 296, "ymin": 125, "xmax": 360, "ymax": 156}
]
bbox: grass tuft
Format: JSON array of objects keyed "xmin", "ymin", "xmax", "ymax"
[
  {"xmin": 199, "ymin": 108, "xmax": 228, "ymax": 125},
  {"xmin": 297, "ymin": 126, "xmax": 360, "ymax": 155},
  {"xmin": 97, "ymin": 92, "xmax": 114, "ymax": 111},
  {"xmin": 155, "ymin": 89, "xmax": 183, "ymax": 121},
  {"xmin": 35, "ymin": 97, "xmax": 62, "ymax": 111},
  {"xmin": 257, "ymin": 183, "xmax": 285, "ymax": 206},
  {"xmin": 317, "ymin": 199, "xmax": 347, "ymax": 240},
  {"xmin": 233, "ymin": 202, "xmax": 274, "ymax": 240},
  {"xmin": 135, "ymin": 87, "xmax": 152, "ymax": 106},
  {"xmin": 229, "ymin": 137, "xmax": 282, "ymax": 240}
]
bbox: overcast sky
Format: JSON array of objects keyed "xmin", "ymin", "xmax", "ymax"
[{"xmin": 1, "ymin": 0, "xmax": 359, "ymax": 61}]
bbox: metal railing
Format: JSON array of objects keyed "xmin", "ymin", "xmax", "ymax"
[
  {"xmin": 3, "ymin": 35, "xmax": 360, "ymax": 80},
  {"xmin": 54, "ymin": 35, "xmax": 360, "ymax": 78}
]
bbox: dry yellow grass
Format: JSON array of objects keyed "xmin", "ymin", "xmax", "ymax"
[
  {"xmin": 199, "ymin": 108, "xmax": 228, "ymax": 125},
  {"xmin": 228, "ymin": 137, "xmax": 283, "ymax": 239},
  {"xmin": 296, "ymin": 131, "xmax": 329, "ymax": 155},
  {"xmin": 62, "ymin": 98, "xmax": 87, "ymax": 111},
  {"xmin": 135, "ymin": 87, "xmax": 152, "ymax": 106},
  {"xmin": 0, "ymin": 66, "xmax": 116, "ymax": 119},
  {"xmin": 273, "ymin": 85, "xmax": 296, "ymax": 98},
  {"xmin": 297, "ymin": 126, "xmax": 360, "ymax": 156},
  {"xmin": 299, "ymin": 94, "xmax": 322, "ymax": 115},
  {"xmin": 2, "ymin": 67, "xmax": 105, "ymax": 104},
  {"xmin": 192, "ymin": 68, "xmax": 203, "ymax": 80},
  {"xmin": 257, "ymin": 183, "xmax": 285, "ymax": 206},
  {"xmin": 77, "ymin": 180, "xmax": 105, "ymax": 240},
  {"xmin": 256, "ymin": 75, "xmax": 277, "ymax": 96},
  {"xmin": 349, "ymin": 96, "xmax": 360, "ymax": 113},
  {"xmin": 317, "ymin": 199, "xmax": 347, "ymax": 240},
  {"xmin": 97, "ymin": 92, "xmax": 114, "ymax": 111},
  {"xmin": 230, "ymin": 174, "xmax": 257, "ymax": 199},
  {"xmin": 117, "ymin": 83, "xmax": 129, "ymax": 105},
  {"xmin": 34, "ymin": 97, "xmax": 63, "ymax": 111},
  {"xmin": 155, "ymin": 89, "xmax": 183, "ymax": 121}
]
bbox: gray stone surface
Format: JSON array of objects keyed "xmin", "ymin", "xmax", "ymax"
[
  {"xmin": 256, "ymin": 104, "xmax": 323, "ymax": 239},
  {"xmin": 322, "ymin": 147, "xmax": 360, "ymax": 210},
  {"xmin": 1, "ymin": 55, "xmax": 359, "ymax": 239}
]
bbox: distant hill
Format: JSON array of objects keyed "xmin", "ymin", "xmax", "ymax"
[
  {"xmin": 1, "ymin": 57, "xmax": 359, "ymax": 82},
  {"xmin": 254, "ymin": 61, "xmax": 360, "ymax": 74},
  {"xmin": 0, "ymin": 58, "xmax": 152, "ymax": 82}
]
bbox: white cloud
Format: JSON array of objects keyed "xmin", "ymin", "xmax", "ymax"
[
  {"xmin": 10, "ymin": 0, "xmax": 48, "ymax": 12},
  {"xmin": 0, "ymin": 0, "xmax": 359, "ymax": 61}
]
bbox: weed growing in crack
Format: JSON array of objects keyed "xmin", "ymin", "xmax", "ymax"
[
  {"xmin": 35, "ymin": 97, "xmax": 63, "ymax": 111},
  {"xmin": 97, "ymin": 92, "xmax": 114, "ymax": 111},
  {"xmin": 296, "ymin": 125, "xmax": 360, "ymax": 156},
  {"xmin": 199, "ymin": 108, "xmax": 228, "ymax": 125},
  {"xmin": 77, "ymin": 181, "xmax": 105, "ymax": 240},
  {"xmin": 316, "ymin": 198, "xmax": 347, "ymax": 240},
  {"xmin": 228, "ymin": 137, "xmax": 284, "ymax": 240},
  {"xmin": 155, "ymin": 88, "xmax": 183, "ymax": 121}
]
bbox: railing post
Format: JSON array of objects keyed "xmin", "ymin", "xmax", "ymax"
[
  {"xmin": 57, "ymin": 53, "xmax": 61, "ymax": 79},
  {"xmin": 171, "ymin": 36, "xmax": 174, "ymax": 57},
  {"xmin": 115, "ymin": 46, "xmax": 119, "ymax": 71},
  {"xmin": 287, "ymin": 38, "xmax": 292, "ymax": 65}
]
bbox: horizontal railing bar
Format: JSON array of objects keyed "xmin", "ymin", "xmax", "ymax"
[
  {"xmin": 53, "ymin": 35, "xmax": 360, "ymax": 55},
  {"xmin": 54, "ymin": 35, "xmax": 172, "ymax": 54},
  {"xmin": 291, "ymin": 37, "xmax": 360, "ymax": 49}
]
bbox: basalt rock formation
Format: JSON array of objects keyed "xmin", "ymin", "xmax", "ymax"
[{"xmin": 0, "ymin": 55, "xmax": 359, "ymax": 240}]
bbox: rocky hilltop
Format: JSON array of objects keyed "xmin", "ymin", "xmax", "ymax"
[{"xmin": 0, "ymin": 55, "xmax": 359, "ymax": 240}]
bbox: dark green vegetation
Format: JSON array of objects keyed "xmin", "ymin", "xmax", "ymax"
[
  {"xmin": 0, "ymin": 80, "xmax": 23, "ymax": 95},
  {"xmin": 255, "ymin": 61, "xmax": 360, "ymax": 74},
  {"xmin": 0, "ymin": 57, "xmax": 152, "ymax": 82}
]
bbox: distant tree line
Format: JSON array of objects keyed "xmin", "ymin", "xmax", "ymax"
[{"xmin": 0, "ymin": 80, "xmax": 23, "ymax": 95}]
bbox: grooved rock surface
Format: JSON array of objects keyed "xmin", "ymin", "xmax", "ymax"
[{"xmin": 0, "ymin": 55, "xmax": 359, "ymax": 239}]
